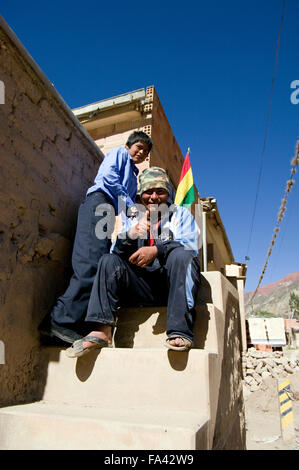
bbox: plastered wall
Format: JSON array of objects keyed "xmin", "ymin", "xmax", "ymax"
[
  {"xmin": 212, "ymin": 291, "xmax": 245, "ymax": 449},
  {"xmin": 0, "ymin": 19, "xmax": 104, "ymax": 405}
]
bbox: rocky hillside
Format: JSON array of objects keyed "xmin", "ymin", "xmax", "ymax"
[{"xmin": 245, "ymin": 272, "xmax": 299, "ymax": 317}]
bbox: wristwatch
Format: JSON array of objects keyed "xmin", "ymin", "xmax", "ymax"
[{"xmin": 127, "ymin": 206, "xmax": 139, "ymax": 218}]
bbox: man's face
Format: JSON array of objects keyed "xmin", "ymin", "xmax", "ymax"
[
  {"xmin": 141, "ymin": 188, "xmax": 169, "ymax": 212},
  {"xmin": 126, "ymin": 141, "xmax": 150, "ymax": 164}
]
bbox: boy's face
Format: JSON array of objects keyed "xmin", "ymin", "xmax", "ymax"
[{"xmin": 126, "ymin": 141, "xmax": 150, "ymax": 164}]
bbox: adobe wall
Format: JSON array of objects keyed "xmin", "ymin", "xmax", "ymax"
[
  {"xmin": 212, "ymin": 290, "xmax": 246, "ymax": 449},
  {"xmin": 198, "ymin": 271, "xmax": 245, "ymax": 448},
  {"xmin": 206, "ymin": 218, "xmax": 233, "ymax": 272},
  {"xmin": 0, "ymin": 18, "xmax": 104, "ymax": 405}
]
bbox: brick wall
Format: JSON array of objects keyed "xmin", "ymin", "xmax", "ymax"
[{"xmin": 149, "ymin": 86, "xmax": 183, "ymax": 187}]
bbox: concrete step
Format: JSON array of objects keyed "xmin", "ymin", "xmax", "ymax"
[
  {"xmin": 40, "ymin": 347, "xmax": 217, "ymax": 413},
  {"xmin": 114, "ymin": 303, "xmax": 224, "ymax": 352},
  {"xmin": 199, "ymin": 271, "xmax": 239, "ymax": 314},
  {"xmin": 112, "ymin": 270, "xmax": 239, "ymax": 351},
  {"xmin": 0, "ymin": 402, "xmax": 210, "ymax": 450}
]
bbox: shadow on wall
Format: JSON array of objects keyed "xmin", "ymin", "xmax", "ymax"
[
  {"xmin": 0, "ymin": 256, "xmax": 74, "ymax": 407},
  {"xmin": 195, "ymin": 275, "xmax": 213, "ymax": 349},
  {"xmin": 212, "ymin": 291, "xmax": 246, "ymax": 450},
  {"xmin": 114, "ymin": 306, "xmax": 166, "ymax": 348}
]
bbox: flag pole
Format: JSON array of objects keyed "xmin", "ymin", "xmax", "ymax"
[
  {"xmin": 203, "ymin": 211, "xmax": 207, "ymax": 271},
  {"xmin": 188, "ymin": 147, "xmax": 206, "ymax": 271}
]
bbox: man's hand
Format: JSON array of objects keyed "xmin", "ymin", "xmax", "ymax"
[
  {"xmin": 129, "ymin": 246, "xmax": 158, "ymax": 268},
  {"xmin": 128, "ymin": 209, "xmax": 150, "ymax": 239}
]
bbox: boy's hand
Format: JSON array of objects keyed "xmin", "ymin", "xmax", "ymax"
[
  {"xmin": 129, "ymin": 246, "xmax": 158, "ymax": 268},
  {"xmin": 128, "ymin": 210, "xmax": 150, "ymax": 239}
]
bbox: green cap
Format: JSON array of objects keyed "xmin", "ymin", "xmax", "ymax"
[{"xmin": 138, "ymin": 167, "xmax": 171, "ymax": 196}]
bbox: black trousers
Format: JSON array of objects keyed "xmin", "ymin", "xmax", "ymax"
[
  {"xmin": 51, "ymin": 191, "xmax": 115, "ymax": 326},
  {"xmin": 86, "ymin": 247, "xmax": 201, "ymax": 341}
]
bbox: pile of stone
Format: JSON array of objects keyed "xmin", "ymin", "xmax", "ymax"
[{"xmin": 242, "ymin": 347, "xmax": 299, "ymax": 394}]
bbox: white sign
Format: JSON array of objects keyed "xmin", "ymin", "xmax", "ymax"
[
  {"xmin": 0, "ymin": 340, "xmax": 5, "ymax": 364},
  {"xmin": 0, "ymin": 81, "xmax": 4, "ymax": 104},
  {"xmin": 248, "ymin": 317, "xmax": 286, "ymax": 346}
]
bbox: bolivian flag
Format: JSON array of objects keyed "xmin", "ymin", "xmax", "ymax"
[{"xmin": 174, "ymin": 148, "xmax": 195, "ymax": 207}]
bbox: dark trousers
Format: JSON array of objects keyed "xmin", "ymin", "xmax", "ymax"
[
  {"xmin": 86, "ymin": 247, "xmax": 201, "ymax": 341},
  {"xmin": 51, "ymin": 191, "xmax": 115, "ymax": 326}
]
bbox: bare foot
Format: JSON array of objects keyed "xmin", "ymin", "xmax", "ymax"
[
  {"xmin": 165, "ymin": 336, "xmax": 193, "ymax": 350},
  {"xmin": 82, "ymin": 324, "xmax": 112, "ymax": 350},
  {"xmin": 168, "ymin": 337, "xmax": 186, "ymax": 347}
]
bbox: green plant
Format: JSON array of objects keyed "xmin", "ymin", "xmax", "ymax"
[
  {"xmin": 289, "ymin": 292, "xmax": 299, "ymax": 320},
  {"xmin": 252, "ymin": 310, "xmax": 276, "ymax": 317}
]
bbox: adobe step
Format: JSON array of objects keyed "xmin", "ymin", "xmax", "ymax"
[
  {"xmin": 39, "ymin": 348, "xmax": 218, "ymax": 413},
  {"xmin": 113, "ymin": 303, "xmax": 223, "ymax": 352},
  {"xmin": 0, "ymin": 402, "xmax": 210, "ymax": 450}
]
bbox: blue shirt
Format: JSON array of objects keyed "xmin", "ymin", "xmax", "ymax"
[{"xmin": 86, "ymin": 146, "xmax": 139, "ymax": 215}]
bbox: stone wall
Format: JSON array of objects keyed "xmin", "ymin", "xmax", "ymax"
[
  {"xmin": 0, "ymin": 18, "xmax": 104, "ymax": 405},
  {"xmin": 242, "ymin": 348, "xmax": 299, "ymax": 395}
]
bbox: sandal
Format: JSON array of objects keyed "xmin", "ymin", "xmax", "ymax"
[
  {"xmin": 165, "ymin": 335, "xmax": 193, "ymax": 351},
  {"xmin": 65, "ymin": 335, "xmax": 109, "ymax": 358}
]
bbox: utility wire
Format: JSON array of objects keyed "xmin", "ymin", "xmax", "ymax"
[
  {"xmin": 245, "ymin": 0, "xmax": 286, "ymax": 260},
  {"xmin": 270, "ymin": 178, "xmax": 299, "ymax": 277},
  {"xmin": 248, "ymin": 140, "xmax": 299, "ymax": 306}
]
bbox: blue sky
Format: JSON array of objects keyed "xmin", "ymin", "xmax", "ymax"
[{"xmin": 1, "ymin": 0, "xmax": 299, "ymax": 292}]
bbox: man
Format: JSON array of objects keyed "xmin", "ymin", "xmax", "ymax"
[{"xmin": 65, "ymin": 167, "xmax": 201, "ymax": 357}]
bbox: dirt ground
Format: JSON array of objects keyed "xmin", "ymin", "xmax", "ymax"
[{"xmin": 244, "ymin": 370, "xmax": 299, "ymax": 450}]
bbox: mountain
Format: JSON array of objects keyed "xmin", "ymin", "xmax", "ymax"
[{"xmin": 245, "ymin": 272, "xmax": 299, "ymax": 317}]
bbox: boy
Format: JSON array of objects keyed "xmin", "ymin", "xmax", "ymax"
[{"xmin": 40, "ymin": 131, "xmax": 152, "ymax": 343}]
